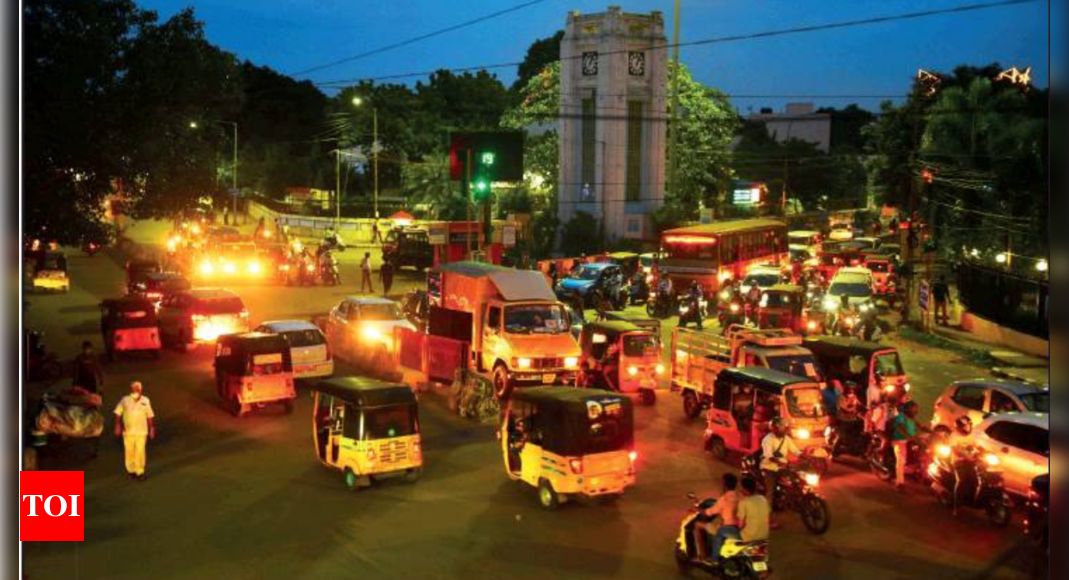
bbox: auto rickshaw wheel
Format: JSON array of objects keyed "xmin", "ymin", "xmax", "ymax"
[
  {"xmin": 639, "ymin": 389, "xmax": 656, "ymax": 406},
  {"xmin": 598, "ymin": 493, "xmax": 621, "ymax": 505},
  {"xmin": 708, "ymin": 436, "xmax": 728, "ymax": 461},
  {"xmin": 682, "ymin": 391, "xmax": 701, "ymax": 419},
  {"xmin": 537, "ymin": 478, "xmax": 560, "ymax": 510},
  {"xmin": 674, "ymin": 547, "xmax": 691, "ymax": 573},
  {"xmin": 403, "ymin": 467, "xmax": 422, "ymax": 483},
  {"xmin": 343, "ymin": 468, "xmax": 360, "ymax": 491},
  {"xmin": 283, "ymin": 399, "xmax": 294, "ymax": 414}
]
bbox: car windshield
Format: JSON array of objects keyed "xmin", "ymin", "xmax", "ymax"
[
  {"xmin": 785, "ymin": 387, "xmax": 827, "ymax": 418},
  {"xmin": 873, "ymin": 351, "xmax": 904, "ymax": 376},
  {"xmin": 504, "ymin": 304, "xmax": 568, "ymax": 334},
  {"xmin": 1019, "ymin": 392, "xmax": 1049, "ymax": 413},
  {"xmin": 623, "ymin": 334, "xmax": 659, "ymax": 357},
  {"xmin": 866, "ymin": 262, "xmax": 890, "ymax": 273},
  {"xmin": 282, "ymin": 329, "xmax": 325, "ymax": 347},
  {"xmin": 196, "ymin": 297, "xmax": 245, "ymax": 314},
  {"xmin": 358, "ymin": 303, "xmax": 403, "ymax": 321},
  {"xmin": 572, "ymin": 265, "xmax": 602, "ymax": 280},
  {"xmin": 745, "ymin": 273, "xmax": 780, "ymax": 288},
  {"xmin": 829, "ymin": 282, "xmax": 871, "ymax": 297},
  {"xmin": 766, "ymin": 354, "xmax": 822, "ymax": 381},
  {"xmin": 362, "ymin": 404, "xmax": 417, "ymax": 440}
]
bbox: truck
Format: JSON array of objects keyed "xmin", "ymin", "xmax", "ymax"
[
  {"xmin": 671, "ymin": 325, "xmax": 824, "ymax": 418},
  {"xmin": 426, "ymin": 261, "xmax": 581, "ymax": 399}
]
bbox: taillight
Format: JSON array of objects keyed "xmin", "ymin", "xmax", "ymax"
[
  {"xmin": 568, "ymin": 458, "xmax": 583, "ymax": 474},
  {"xmin": 412, "ymin": 441, "xmax": 422, "ymax": 460},
  {"xmin": 628, "ymin": 450, "xmax": 638, "ymax": 469}
]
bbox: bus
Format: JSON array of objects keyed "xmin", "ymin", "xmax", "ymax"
[{"xmin": 658, "ymin": 219, "xmax": 788, "ymax": 294}]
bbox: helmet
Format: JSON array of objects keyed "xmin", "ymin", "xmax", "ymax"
[{"xmin": 954, "ymin": 416, "xmax": 973, "ymax": 436}]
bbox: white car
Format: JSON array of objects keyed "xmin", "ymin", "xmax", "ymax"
[
  {"xmin": 324, "ymin": 296, "xmax": 416, "ymax": 364},
  {"xmin": 969, "ymin": 412, "xmax": 1049, "ymax": 499},
  {"xmin": 828, "ymin": 225, "xmax": 854, "ymax": 241},
  {"xmin": 824, "ymin": 269, "xmax": 874, "ymax": 310},
  {"xmin": 740, "ymin": 267, "xmax": 783, "ymax": 296},
  {"xmin": 256, "ymin": 320, "xmax": 334, "ymax": 379},
  {"xmin": 931, "ymin": 379, "xmax": 1048, "ymax": 435}
]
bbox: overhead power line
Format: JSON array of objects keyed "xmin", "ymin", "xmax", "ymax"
[
  {"xmin": 311, "ymin": 0, "xmax": 1040, "ymax": 86},
  {"xmin": 289, "ymin": 0, "xmax": 552, "ymax": 78}
]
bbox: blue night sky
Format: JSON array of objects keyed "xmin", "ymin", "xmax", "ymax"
[{"xmin": 138, "ymin": 0, "xmax": 1052, "ymax": 111}]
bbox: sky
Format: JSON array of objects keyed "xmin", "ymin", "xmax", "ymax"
[{"xmin": 137, "ymin": 0, "xmax": 1053, "ymax": 112}]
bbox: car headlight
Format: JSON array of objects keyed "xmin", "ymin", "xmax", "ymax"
[
  {"xmin": 655, "ymin": 363, "xmax": 665, "ymax": 375},
  {"xmin": 362, "ymin": 326, "xmax": 383, "ymax": 342},
  {"xmin": 223, "ymin": 262, "xmax": 236, "ymax": 274},
  {"xmin": 803, "ymin": 472, "xmax": 820, "ymax": 487},
  {"xmin": 564, "ymin": 356, "xmax": 579, "ymax": 368},
  {"xmin": 516, "ymin": 357, "xmax": 532, "ymax": 369},
  {"xmin": 627, "ymin": 366, "xmax": 638, "ymax": 376}
]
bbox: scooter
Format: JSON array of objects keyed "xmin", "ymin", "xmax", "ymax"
[
  {"xmin": 928, "ymin": 442, "xmax": 1012, "ymax": 526},
  {"xmin": 674, "ymin": 493, "xmax": 771, "ymax": 579},
  {"xmin": 741, "ymin": 455, "xmax": 831, "ymax": 535}
]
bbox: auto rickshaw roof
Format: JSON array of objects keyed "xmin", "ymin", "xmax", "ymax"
[
  {"xmin": 510, "ymin": 387, "xmax": 633, "ymax": 410},
  {"xmin": 717, "ymin": 366, "xmax": 816, "ymax": 393},
  {"xmin": 312, "ymin": 376, "xmax": 417, "ymax": 407},
  {"xmin": 765, "ymin": 284, "xmax": 804, "ymax": 294},
  {"xmin": 606, "ymin": 252, "xmax": 639, "ymax": 259},
  {"xmin": 802, "ymin": 336, "xmax": 893, "ymax": 357},
  {"xmin": 583, "ymin": 320, "xmax": 649, "ymax": 336}
]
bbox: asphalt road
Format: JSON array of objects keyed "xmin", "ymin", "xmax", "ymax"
[{"xmin": 22, "ymin": 236, "xmax": 1032, "ymax": 580}]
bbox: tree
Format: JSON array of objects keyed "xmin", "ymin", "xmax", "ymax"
[
  {"xmin": 500, "ymin": 62, "xmax": 559, "ymax": 194},
  {"xmin": 401, "ymin": 154, "xmax": 466, "ymax": 220},
  {"xmin": 559, "ymin": 211, "xmax": 601, "ymax": 256},
  {"xmin": 512, "ymin": 30, "xmax": 563, "ymax": 93}
]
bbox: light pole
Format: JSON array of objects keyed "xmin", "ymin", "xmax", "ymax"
[{"xmin": 352, "ymin": 96, "xmax": 380, "ymax": 219}]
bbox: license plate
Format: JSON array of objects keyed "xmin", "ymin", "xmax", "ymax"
[
  {"xmin": 542, "ymin": 373, "xmax": 556, "ymax": 384},
  {"xmin": 753, "ymin": 562, "xmax": 768, "ymax": 572},
  {"xmin": 295, "ymin": 365, "xmax": 312, "ymax": 373}
]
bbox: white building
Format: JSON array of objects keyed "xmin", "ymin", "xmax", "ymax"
[
  {"xmin": 748, "ymin": 102, "xmax": 831, "ymax": 152},
  {"xmin": 557, "ymin": 6, "xmax": 668, "ymax": 242}
]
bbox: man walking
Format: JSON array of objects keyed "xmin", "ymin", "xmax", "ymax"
[
  {"xmin": 72, "ymin": 341, "xmax": 104, "ymax": 394},
  {"xmin": 371, "ymin": 220, "xmax": 384, "ymax": 244},
  {"xmin": 360, "ymin": 252, "xmax": 375, "ymax": 293},
  {"xmin": 932, "ymin": 275, "xmax": 951, "ymax": 325},
  {"xmin": 380, "ymin": 258, "xmax": 394, "ymax": 296},
  {"xmin": 114, "ymin": 381, "xmax": 155, "ymax": 481}
]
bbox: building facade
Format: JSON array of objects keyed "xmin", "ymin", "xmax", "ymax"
[
  {"xmin": 748, "ymin": 102, "xmax": 832, "ymax": 152},
  {"xmin": 557, "ymin": 6, "xmax": 667, "ymax": 242}
]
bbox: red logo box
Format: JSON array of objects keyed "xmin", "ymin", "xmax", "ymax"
[{"xmin": 20, "ymin": 471, "xmax": 84, "ymax": 541}]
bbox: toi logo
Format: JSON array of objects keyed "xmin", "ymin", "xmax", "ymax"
[{"xmin": 20, "ymin": 471, "xmax": 84, "ymax": 541}]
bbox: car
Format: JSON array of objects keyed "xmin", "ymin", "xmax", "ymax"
[
  {"xmin": 828, "ymin": 224, "xmax": 854, "ymax": 241},
  {"xmin": 824, "ymin": 268, "xmax": 874, "ymax": 309},
  {"xmin": 555, "ymin": 262, "xmax": 627, "ymax": 310},
  {"xmin": 383, "ymin": 227, "xmax": 433, "ymax": 271},
  {"xmin": 740, "ymin": 266, "xmax": 783, "ymax": 296},
  {"xmin": 969, "ymin": 412, "xmax": 1049, "ymax": 499},
  {"xmin": 322, "ymin": 296, "xmax": 416, "ymax": 366},
  {"xmin": 255, "ymin": 320, "xmax": 334, "ymax": 379},
  {"xmin": 157, "ymin": 288, "xmax": 249, "ymax": 351},
  {"xmin": 931, "ymin": 379, "xmax": 1049, "ymax": 435}
]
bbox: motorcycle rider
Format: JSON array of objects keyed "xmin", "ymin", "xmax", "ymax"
[
  {"xmin": 680, "ymin": 281, "xmax": 704, "ymax": 330},
  {"xmin": 891, "ymin": 400, "xmax": 930, "ymax": 492},
  {"xmin": 947, "ymin": 416, "xmax": 983, "ymax": 516},
  {"xmin": 759, "ymin": 417, "xmax": 802, "ymax": 528},
  {"xmin": 694, "ymin": 473, "xmax": 741, "ymax": 563},
  {"xmin": 737, "ymin": 475, "xmax": 771, "ymax": 543},
  {"xmin": 319, "ymin": 249, "xmax": 339, "ymax": 284}
]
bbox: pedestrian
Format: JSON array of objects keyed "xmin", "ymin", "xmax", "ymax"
[
  {"xmin": 360, "ymin": 252, "xmax": 375, "ymax": 293},
  {"xmin": 891, "ymin": 401, "xmax": 925, "ymax": 492},
  {"xmin": 821, "ymin": 381, "xmax": 840, "ymax": 416},
  {"xmin": 380, "ymin": 258, "xmax": 394, "ymax": 296},
  {"xmin": 932, "ymin": 275, "xmax": 951, "ymax": 325},
  {"xmin": 113, "ymin": 381, "xmax": 155, "ymax": 481},
  {"xmin": 223, "ymin": 206, "xmax": 230, "ymax": 226},
  {"xmin": 72, "ymin": 341, "xmax": 104, "ymax": 394},
  {"xmin": 371, "ymin": 220, "xmax": 384, "ymax": 244}
]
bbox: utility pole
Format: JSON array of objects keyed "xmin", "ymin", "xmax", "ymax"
[
  {"xmin": 373, "ymin": 108, "xmax": 379, "ymax": 219},
  {"xmin": 335, "ymin": 149, "xmax": 341, "ymax": 227},
  {"xmin": 465, "ymin": 149, "xmax": 473, "ymax": 258},
  {"xmin": 667, "ymin": 0, "xmax": 682, "ymax": 203}
]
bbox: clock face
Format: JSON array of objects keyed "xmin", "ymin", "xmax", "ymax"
[
  {"xmin": 628, "ymin": 51, "xmax": 645, "ymax": 76},
  {"xmin": 582, "ymin": 52, "xmax": 599, "ymax": 76}
]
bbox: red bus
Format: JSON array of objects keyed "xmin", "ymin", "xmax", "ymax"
[{"xmin": 658, "ymin": 219, "xmax": 788, "ymax": 294}]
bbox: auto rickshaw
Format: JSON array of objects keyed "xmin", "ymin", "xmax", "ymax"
[
  {"xmin": 125, "ymin": 258, "xmax": 162, "ymax": 294},
  {"xmin": 501, "ymin": 387, "xmax": 637, "ymax": 509},
  {"xmin": 801, "ymin": 336, "xmax": 909, "ymax": 400},
  {"xmin": 757, "ymin": 284, "xmax": 822, "ymax": 335},
  {"xmin": 702, "ymin": 367, "xmax": 830, "ymax": 470},
  {"xmin": 213, "ymin": 332, "xmax": 296, "ymax": 417},
  {"xmin": 99, "ymin": 297, "xmax": 162, "ymax": 360},
  {"xmin": 311, "ymin": 376, "xmax": 422, "ymax": 489},
  {"xmin": 31, "ymin": 251, "xmax": 69, "ymax": 293},
  {"xmin": 604, "ymin": 251, "xmax": 641, "ymax": 280},
  {"xmin": 578, "ymin": 320, "xmax": 664, "ymax": 405}
]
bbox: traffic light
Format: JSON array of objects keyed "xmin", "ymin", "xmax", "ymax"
[{"xmin": 470, "ymin": 149, "xmax": 494, "ymax": 203}]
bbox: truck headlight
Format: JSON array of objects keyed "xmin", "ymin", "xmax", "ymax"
[
  {"xmin": 516, "ymin": 357, "xmax": 532, "ymax": 369},
  {"xmin": 564, "ymin": 356, "xmax": 578, "ymax": 368},
  {"xmin": 200, "ymin": 261, "xmax": 214, "ymax": 276}
]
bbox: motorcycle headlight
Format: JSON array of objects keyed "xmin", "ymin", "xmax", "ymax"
[
  {"xmin": 627, "ymin": 366, "xmax": 639, "ymax": 376},
  {"xmin": 984, "ymin": 453, "xmax": 1000, "ymax": 467},
  {"xmin": 824, "ymin": 426, "xmax": 831, "ymax": 439},
  {"xmin": 719, "ymin": 291, "xmax": 730, "ymax": 301},
  {"xmin": 794, "ymin": 428, "xmax": 811, "ymax": 440},
  {"xmin": 859, "ymin": 303, "xmax": 870, "ymax": 312},
  {"xmin": 807, "ymin": 321, "xmax": 817, "ymax": 330},
  {"xmin": 803, "ymin": 473, "xmax": 820, "ymax": 487},
  {"xmin": 823, "ymin": 297, "xmax": 839, "ymax": 311},
  {"xmin": 927, "ymin": 462, "xmax": 940, "ymax": 478},
  {"xmin": 362, "ymin": 326, "xmax": 383, "ymax": 342},
  {"xmin": 730, "ymin": 303, "xmax": 740, "ymax": 313},
  {"xmin": 936, "ymin": 444, "xmax": 952, "ymax": 458}
]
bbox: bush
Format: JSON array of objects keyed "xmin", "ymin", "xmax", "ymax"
[{"xmin": 560, "ymin": 211, "xmax": 601, "ymax": 256}]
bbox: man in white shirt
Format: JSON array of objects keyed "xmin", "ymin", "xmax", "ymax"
[
  {"xmin": 759, "ymin": 418, "xmax": 800, "ymax": 527},
  {"xmin": 114, "ymin": 381, "xmax": 156, "ymax": 481},
  {"xmin": 737, "ymin": 476, "xmax": 771, "ymax": 542},
  {"xmin": 360, "ymin": 252, "xmax": 374, "ymax": 293}
]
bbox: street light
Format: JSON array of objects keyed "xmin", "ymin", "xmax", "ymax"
[
  {"xmin": 351, "ymin": 96, "xmax": 379, "ymax": 219},
  {"xmin": 995, "ymin": 252, "xmax": 1008, "ymax": 264},
  {"xmin": 1036, "ymin": 259, "xmax": 1048, "ymax": 272}
]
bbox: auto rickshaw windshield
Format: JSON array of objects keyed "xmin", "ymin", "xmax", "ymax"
[
  {"xmin": 623, "ymin": 334, "xmax": 659, "ymax": 357},
  {"xmin": 785, "ymin": 387, "xmax": 827, "ymax": 419},
  {"xmin": 766, "ymin": 354, "xmax": 823, "ymax": 381},
  {"xmin": 362, "ymin": 404, "xmax": 417, "ymax": 439},
  {"xmin": 874, "ymin": 351, "xmax": 904, "ymax": 377}
]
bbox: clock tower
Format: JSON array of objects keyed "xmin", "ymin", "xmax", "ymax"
[{"xmin": 558, "ymin": 6, "xmax": 667, "ymax": 243}]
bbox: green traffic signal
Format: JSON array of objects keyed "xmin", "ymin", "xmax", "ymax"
[{"xmin": 471, "ymin": 177, "xmax": 490, "ymax": 202}]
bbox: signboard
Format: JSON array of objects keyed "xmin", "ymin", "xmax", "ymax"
[
  {"xmin": 428, "ymin": 225, "xmax": 447, "ymax": 245},
  {"xmin": 449, "ymin": 131, "xmax": 524, "ymax": 181},
  {"xmin": 732, "ymin": 183, "xmax": 763, "ymax": 206},
  {"xmin": 501, "ymin": 225, "xmax": 516, "ymax": 247},
  {"xmin": 918, "ymin": 280, "xmax": 930, "ymax": 310}
]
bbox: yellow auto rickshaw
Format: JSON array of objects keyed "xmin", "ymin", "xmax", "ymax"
[
  {"xmin": 578, "ymin": 320, "xmax": 665, "ymax": 405},
  {"xmin": 312, "ymin": 376, "xmax": 422, "ymax": 489},
  {"xmin": 702, "ymin": 367, "xmax": 830, "ymax": 472},
  {"xmin": 501, "ymin": 387, "xmax": 637, "ymax": 509},
  {"xmin": 32, "ymin": 251, "xmax": 69, "ymax": 293},
  {"xmin": 214, "ymin": 332, "xmax": 296, "ymax": 417}
]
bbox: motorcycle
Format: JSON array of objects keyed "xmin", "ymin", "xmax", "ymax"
[
  {"xmin": 827, "ymin": 419, "xmax": 871, "ymax": 461},
  {"xmin": 26, "ymin": 331, "xmax": 63, "ymax": 386},
  {"xmin": 741, "ymin": 455, "xmax": 831, "ymax": 535},
  {"xmin": 321, "ymin": 232, "xmax": 346, "ymax": 252},
  {"xmin": 646, "ymin": 288, "xmax": 675, "ymax": 319},
  {"xmin": 867, "ymin": 433, "xmax": 933, "ymax": 485},
  {"xmin": 628, "ymin": 274, "xmax": 650, "ymax": 305},
  {"xmin": 674, "ymin": 493, "xmax": 771, "ymax": 579},
  {"xmin": 82, "ymin": 241, "xmax": 102, "ymax": 257},
  {"xmin": 928, "ymin": 443, "xmax": 1012, "ymax": 526},
  {"xmin": 679, "ymin": 295, "xmax": 707, "ymax": 329},
  {"xmin": 319, "ymin": 259, "xmax": 341, "ymax": 286},
  {"xmin": 852, "ymin": 303, "xmax": 882, "ymax": 341}
]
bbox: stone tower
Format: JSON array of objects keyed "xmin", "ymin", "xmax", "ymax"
[{"xmin": 558, "ymin": 6, "xmax": 667, "ymax": 243}]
